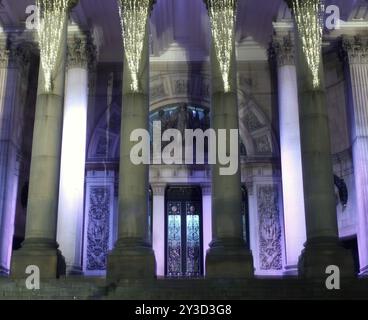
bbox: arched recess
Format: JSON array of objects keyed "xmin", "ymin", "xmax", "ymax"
[{"xmin": 87, "ymin": 74, "xmax": 279, "ymax": 160}]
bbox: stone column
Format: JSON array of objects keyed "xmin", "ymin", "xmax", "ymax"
[
  {"xmin": 56, "ymin": 31, "xmax": 93, "ymax": 275},
  {"xmin": 0, "ymin": 39, "xmax": 31, "ymax": 275},
  {"xmin": 151, "ymin": 183, "xmax": 166, "ymax": 277},
  {"xmin": 273, "ymin": 35, "xmax": 306, "ymax": 275},
  {"xmin": 11, "ymin": 6, "xmax": 72, "ymax": 279},
  {"xmin": 286, "ymin": 0, "xmax": 354, "ymax": 278},
  {"xmin": 342, "ymin": 36, "xmax": 368, "ymax": 276},
  {"xmin": 205, "ymin": 0, "xmax": 254, "ymax": 278},
  {"xmin": 107, "ymin": 2, "xmax": 156, "ymax": 282}
]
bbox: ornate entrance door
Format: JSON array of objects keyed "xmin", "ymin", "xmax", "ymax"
[{"xmin": 165, "ymin": 186, "xmax": 203, "ymax": 277}]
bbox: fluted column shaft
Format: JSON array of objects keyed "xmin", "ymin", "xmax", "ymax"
[
  {"xmin": 56, "ymin": 32, "xmax": 92, "ymax": 275},
  {"xmin": 343, "ymin": 36, "xmax": 368, "ymax": 275},
  {"xmin": 273, "ymin": 36, "xmax": 306, "ymax": 275},
  {"xmin": 0, "ymin": 40, "xmax": 30, "ymax": 275}
]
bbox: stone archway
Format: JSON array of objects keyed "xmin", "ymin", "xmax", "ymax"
[{"xmin": 87, "ymin": 74, "xmax": 279, "ymax": 161}]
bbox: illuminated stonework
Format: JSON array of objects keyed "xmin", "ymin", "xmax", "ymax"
[
  {"xmin": 292, "ymin": 0, "xmax": 324, "ymax": 89},
  {"xmin": 117, "ymin": 0, "xmax": 153, "ymax": 92},
  {"xmin": 207, "ymin": 0, "xmax": 237, "ymax": 92},
  {"xmin": 36, "ymin": 0, "xmax": 70, "ymax": 92}
]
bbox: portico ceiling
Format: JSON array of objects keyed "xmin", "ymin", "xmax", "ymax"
[{"xmin": 0, "ymin": 0, "xmax": 364, "ymax": 62}]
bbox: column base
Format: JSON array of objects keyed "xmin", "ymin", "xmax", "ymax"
[
  {"xmin": 359, "ymin": 265, "xmax": 368, "ymax": 277},
  {"xmin": 283, "ymin": 265, "xmax": 298, "ymax": 276},
  {"xmin": 298, "ymin": 237, "xmax": 355, "ymax": 279},
  {"xmin": 205, "ymin": 239, "xmax": 254, "ymax": 278},
  {"xmin": 66, "ymin": 265, "xmax": 83, "ymax": 276},
  {"xmin": 107, "ymin": 239, "xmax": 156, "ymax": 284},
  {"xmin": 11, "ymin": 238, "xmax": 66, "ymax": 279}
]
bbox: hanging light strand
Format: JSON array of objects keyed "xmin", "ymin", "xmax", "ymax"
[
  {"xmin": 207, "ymin": 0, "xmax": 237, "ymax": 92},
  {"xmin": 36, "ymin": 0, "xmax": 69, "ymax": 92},
  {"xmin": 118, "ymin": 0, "xmax": 151, "ymax": 92},
  {"xmin": 292, "ymin": 0, "xmax": 324, "ymax": 89}
]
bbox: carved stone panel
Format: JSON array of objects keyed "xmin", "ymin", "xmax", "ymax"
[
  {"xmin": 83, "ymin": 171, "xmax": 115, "ymax": 275},
  {"xmin": 257, "ymin": 185, "xmax": 283, "ymax": 271},
  {"xmin": 86, "ymin": 186, "xmax": 110, "ymax": 271}
]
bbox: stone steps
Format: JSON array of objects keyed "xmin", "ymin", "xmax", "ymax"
[{"xmin": 1, "ymin": 277, "xmax": 368, "ymax": 300}]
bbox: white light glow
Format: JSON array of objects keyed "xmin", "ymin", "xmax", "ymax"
[
  {"xmin": 117, "ymin": 0, "xmax": 152, "ymax": 92},
  {"xmin": 207, "ymin": 0, "xmax": 237, "ymax": 92},
  {"xmin": 36, "ymin": 0, "xmax": 69, "ymax": 92},
  {"xmin": 292, "ymin": 0, "xmax": 324, "ymax": 89}
]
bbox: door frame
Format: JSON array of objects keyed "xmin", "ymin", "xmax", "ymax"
[{"xmin": 164, "ymin": 185, "xmax": 204, "ymax": 277}]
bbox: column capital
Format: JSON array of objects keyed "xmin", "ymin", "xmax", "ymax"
[
  {"xmin": 10, "ymin": 45, "xmax": 33, "ymax": 71},
  {"xmin": 341, "ymin": 36, "xmax": 368, "ymax": 65},
  {"xmin": 67, "ymin": 35, "xmax": 96, "ymax": 70},
  {"xmin": 271, "ymin": 35, "xmax": 295, "ymax": 67},
  {"xmin": 201, "ymin": 184, "xmax": 212, "ymax": 196},
  {"xmin": 244, "ymin": 181, "xmax": 254, "ymax": 196},
  {"xmin": 0, "ymin": 38, "xmax": 33, "ymax": 72},
  {"xmin": 0, "ymin": 40, "xmax": 9, "ymax": 68},
  {"xmin": 151, "ymin": 183, "xmax": 166, "ymax": 196}
]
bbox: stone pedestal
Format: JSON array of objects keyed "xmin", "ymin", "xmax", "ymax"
[
  {"xmin": 11, "ymin": 239, "xmax": 64, "ymax": 279},
  {"xmin": 108, "ymin": 242, "xmax": 156, "ymax": 283},
  {"xmin": 206, "ymin": 240, "xmax": 254, "ymax": 278},
  {"xmin": 298, "ymin": 237, "xmax": 355, "ymax": 279}
]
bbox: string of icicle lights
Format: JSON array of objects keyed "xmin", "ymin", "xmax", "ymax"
[
  {"xmin": 36, "ymin": 0, "xmax": 69, "ymax": 92},
  {"xmin": 118, "ymin": 0, "xmax": 151, "ymax": 92},
  {"xmin": 292, "ymin": 0, "xmax": 324, "ymax": 89},
  {"xmin": 207, "ymin": 0, "xmax": 237, "ymax": 93}
]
